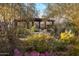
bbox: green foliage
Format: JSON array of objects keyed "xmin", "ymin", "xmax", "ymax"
[
  {"xmin": 15, "ymin": 28, "xmax": 31, "ymax": 38},
  {"xmin": 45, "ymin": 3, "xmax": 79, "ymax": 31},
  {"xmin": 15, "ymin": 32, "xmax": 78, "ymax": 53},
  {"xmin": 30, "ymin": 25, "xmax": 36, "ymax": 32},
  {"xmin": 16, "ymin": 33, "xmax": 54, "ymax": 52},
  {"xmin": 52, "ymin": 40, "xmax": 69, "ymax": 51}
]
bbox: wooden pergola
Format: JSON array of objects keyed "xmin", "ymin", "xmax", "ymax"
[{"xmin": 13, "ymin": 18, "xmax": 55, "ymax": 29}]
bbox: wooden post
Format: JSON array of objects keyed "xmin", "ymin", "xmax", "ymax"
[
  {"xmin": 52, "ymin": 21, "xmax": 54, "ymax": 25},
  {"xmin": 27, "ymin": 22, "xmax": 29, "ymax": 29},
  {"xmin": 32, "ymin": 21, "xmax": 34, "ymax": 26},
  {"xmin": 39, "ymin": 21, "xmax": 40, "ymax": 29},
  {"xmin": 45, "ymin": 21, "xmax": 46, "ymax": 29}
]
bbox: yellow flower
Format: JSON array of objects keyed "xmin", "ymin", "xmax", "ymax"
[
  {"xmin": 27, "ymin": 33, "xmax": 53, "ymax": 41},
  {"xmin": 60, "ymin": 32, "xmax": 67, "ymax": 40},
  {"xmin": 60, "ymin": 30, "xmax": 74, "ymax": 41}
]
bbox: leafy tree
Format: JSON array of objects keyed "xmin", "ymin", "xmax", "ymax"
[{"xmin": 44, "ymin": 3, "xmax": 79, "ymax": 33}]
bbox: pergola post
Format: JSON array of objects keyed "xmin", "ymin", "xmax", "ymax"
[
  {"xmin": 32, "ymin": 21, "xmax": 34, "ymax": 26},
  {"xmin": 27, "ymin": 22, "xmax": 29, "ymax": 29},
  {"xmin": 52, "ymin": 21, "xmax": 54, "ymax": 25},
  {"xmin": 14, "ymin": 20, "xmax": 17, "ymax": 28},
  {"xmin": 39, "ymin": 21, "xmax": 41, "ymax": 29},
  {"xmin": 45, "ymin": 21, "xmax": 46, "ymax": 29}
]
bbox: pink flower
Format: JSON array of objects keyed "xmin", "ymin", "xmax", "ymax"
[
  {"xmin": 30, "ymin": 51, "xmax": 40, "ymax": 56},
  {"xmin": 14, "ymin": 48, "xmax": 23, "ymax": 56},
  {"xmin": 44, "ymin": 52, "xmax": 49, "ymax": 56}
]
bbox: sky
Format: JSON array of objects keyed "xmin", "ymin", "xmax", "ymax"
[
  {"xmin": 35, "ymin": 3, "xmax": 46, "ymax": 12},
  {"xmin": 35, "ymin": 3, "xmax": 46, "ymax": 18},
  {"xmin": 25, "ymin": 3, "xmax": 46, "ymax": 18}
]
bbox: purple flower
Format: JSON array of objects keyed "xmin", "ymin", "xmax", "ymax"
[
  {"xmin": 14, "ymin": 48, "xmax": 23, "ymax": 56},
  {"xmin": 44, "ymin": 52, "xmax": 49, "ymax": 56},
  {"xmin": 30, "ymin": 51, "xmax": 40, "ymax": 56}
]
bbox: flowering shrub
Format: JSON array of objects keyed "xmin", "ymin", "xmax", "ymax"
[
  {"xmin": 27, "ymin": 33, "xmax": 53, "ymax": 41},
  {"xmin": 14, "ymin": 36, "xmax": 79, "ymax": 56},
  {"xmin": 14, "ymin": 50, "xmax": 50, "ymax": 56},
  {"xmin": 13, "ymin": 30, "xmax": 78, "ymax": 56},
  {"xmin": 16, "ymin": 39, "xmax": 69, "ymax": 55},
  {"xmin": 14, "ymin": 33, "xmax": 53, "ymax": 53},
  {"xmin": 60, "ymin": 30, "xmax": 75, "ymax": 41},
  {"xmin": 14, "ymin": 48, "xmax": 23, "ymax": 56}
]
